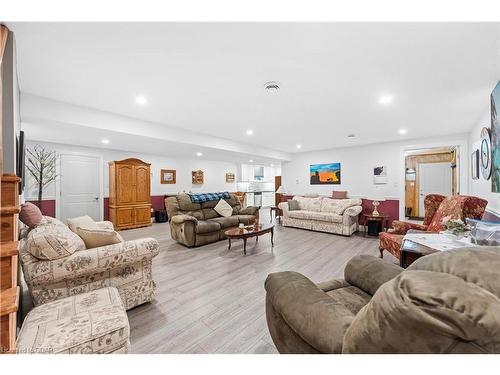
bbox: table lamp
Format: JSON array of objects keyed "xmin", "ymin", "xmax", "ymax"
[{"xmin": 368, "ymin": 195, "xmax": 386, "ymax": 216}]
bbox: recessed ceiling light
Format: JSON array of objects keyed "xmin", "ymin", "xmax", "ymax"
[
  {"xmin": 270, "ymin": 163, "xmax": 274, "ymax": 167},
  {"xmin": 379, "ymin": 95, "xmax": 393, "ymax": 105},
  {"xmin": 296, "ymin": 144, "xmax": 302, "ymax": 149},
  {"xmin": 249, "ymin": 159, "xmax": 254, "ymax": 163},
  {"xmin": 196, "ymin": 152, "xmax": 203, "ymax": 157},
  {"xmin": 264, "ymin": 81, "xmax": 280, "ymax": 93},
  {"xmin": 101, "ymin": 139, "xmax": 110, "ymax": 144},
  {"xmin": 398, "ymin": 129, "xmax": 407, "ymax": 135},
  {"xmin": 347, "ymin": 134, "xmax": 356, "ymax": 138},
  {"xmin": 246, "ymin": 129, "xmax": 254, "ymax": 135},
  {"xmin": 135, "ymin": 96, "xmax": 148, "ymax": 105}
]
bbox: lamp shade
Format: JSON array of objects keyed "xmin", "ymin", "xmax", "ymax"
[{"xmin": 276, "ymin": 186, "xmax": 285, "ymax": 194}]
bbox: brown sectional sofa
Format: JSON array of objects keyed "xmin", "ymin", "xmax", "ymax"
[{"xmin": 165, "ymin": 193, "xmax": 259, "ymax": 247}]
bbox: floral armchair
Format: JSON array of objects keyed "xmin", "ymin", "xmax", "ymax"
[{"xmin": 379, "ymin": 194, "xmax": 488, "ymax": 259}]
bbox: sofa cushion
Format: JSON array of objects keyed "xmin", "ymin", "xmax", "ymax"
[
  {"xmin": 196, "ymin": 220, "xmax": 221, "ymax": 234},
  {"xmin": 75, "ymin": 227, "xmax": 123, "ymax": 249},
  {"xmin": 332, "ymin": 191, "xmax": 348, "ymax": 199},
  {"xmin": 202, "ymin": 208, "xmax": 220, "ymax": 220},
  {"xmin": 25, "ymin": 223, "xmax": 86, "ymax": 260},
  {"xmin": 310, "ymin": 212, "xmax": 343, "ymax": 223},
  {"xmin": 41, "ymin": 216, "xmax": 66, "ymax": 227},
  {"xmin": 288, "ymin": 200, "xmax": 300, "ymax": 211},
  {"xmin": 208, "ymin": 216, "xmax": 239, "ymax": 229},
  {"xmin": 236, "ymin": 214, "xmax": 256, "ymax": 225},
  {"xmin": 293, "ymin": 196, "xmax": 323, "ymax": 212},
  {"xmin": 19, "ymin": 202, "xmax": 43, "ymax": 229},
  {"xmin": 214, "ymin": 199, "xmax": 233, "ymax": 217},
  {"xmin": 177, "ymin": 193, "xmax": 202, "ymax": 212},
  {"xmin": 67, "ymin": 215, "xmax": 98, "ymax": 233},
  {"xmin": 321, "ymin": 198, "xmax": 361, "ymax": 215},
  {"xmin": 289, "ymin": 210, "xmax": 316, "ymax": 220},
  {"xmin": 16, "ymin": 287, "xmax": 129, "ymax": 354}
]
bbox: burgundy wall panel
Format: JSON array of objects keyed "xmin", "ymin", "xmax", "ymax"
[
  {"xmin": 27, "ymin": 200, "xmax": 56, "ymax": 217},
  {"xmin": 361, "ymin": 199, "xmax": 399, "ymax": 226}
]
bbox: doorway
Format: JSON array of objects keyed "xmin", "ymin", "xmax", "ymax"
[
  {"xmin": 404, "ymin": 147, "xmax": 457, "ymax": 220},
  {"xmin": 57, "ymin": 153, "xmax": 103, "ymax": 222}
]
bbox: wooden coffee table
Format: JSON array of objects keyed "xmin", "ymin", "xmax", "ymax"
[{"xmin": 224, "ymin": 223, "xmax": 274, "ymax": 255}]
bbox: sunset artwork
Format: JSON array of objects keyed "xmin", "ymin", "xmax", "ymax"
[{"xmin": 310, "ymin": 163, "xmax": 341, "ymax": 185}]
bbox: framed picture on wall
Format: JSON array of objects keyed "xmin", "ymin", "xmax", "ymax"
[
  {"xmin": 471, "ymin": 150, "xmax": 479, "ymax": 180},
  {"xmin": 192, "ymin": 170, "xmax": 204, "ymax": 184},
  {"xmin": 225, "ymin": 172, "xmax": 235, "ymax": 183},
  {"xmin": 160, "ymin": 169, "xmax": 176, "ymax": 184},
  {"xmin": 373, "ymin": 165, "xmax": 387, "ymax": 184},
  {"xmin": 310, "ymin": 163, "xmax": 341, "ymax": 185}
]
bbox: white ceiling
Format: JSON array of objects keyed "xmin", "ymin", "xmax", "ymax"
[{"xmin": 8, "ymin": 22, "xmax": 500, "ymax": 155}]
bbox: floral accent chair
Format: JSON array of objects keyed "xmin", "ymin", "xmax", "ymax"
[{"xmin": 379, "ymin": 195, "xmax": 488, "ymax": 259}]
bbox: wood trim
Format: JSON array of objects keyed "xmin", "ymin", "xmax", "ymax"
[
  {"xmin": 0, "ymin": 287, "xmax": 19, "ymax": 317},
  {"xmin": 0, "ymin": 241, "xmax": 18, "ymax": 258}
]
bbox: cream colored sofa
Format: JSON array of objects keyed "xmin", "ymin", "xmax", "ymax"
[
  {"xmin": 278, "ymin": 196, "xmax": 363, "ymax": 236},
  {"xmin": 20, "ymin": 216, "xmax": 160, "ymax": 310}
]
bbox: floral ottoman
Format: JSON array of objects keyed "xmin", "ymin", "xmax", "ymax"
[{"xmin": 17, "ymin": 287, "xmax": 129, "ymax": 354}]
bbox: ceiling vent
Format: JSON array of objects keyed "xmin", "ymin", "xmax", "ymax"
[{"xmin": 264, "ymin": 81, "xmax": 280, "ymax": 93}]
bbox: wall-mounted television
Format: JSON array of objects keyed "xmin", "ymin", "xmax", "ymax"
[{"xmin": 16, "ymin": 130, "xmax": 25, "ymax": 194}]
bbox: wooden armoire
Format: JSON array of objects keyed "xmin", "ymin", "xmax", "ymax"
[{"xmin": 108, "ymin": 158, "xmax": 152, "ymax": 230}]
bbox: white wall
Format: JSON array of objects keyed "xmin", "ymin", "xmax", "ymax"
[
  {"xmin": 468, "ymin": 109, "xmax": 500, "ymax": 216},
  {"xmin": 24, "ymin": 140, "xmax": 239, "ymax": 201},
  {"xmin": 281, "ymin": 133, "xmax": 470, "ymax": 203}
]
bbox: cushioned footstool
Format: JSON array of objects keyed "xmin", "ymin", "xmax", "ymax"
[{"xmin": 17, "ymin": 287, "xmax": 130, "ymax": 354}]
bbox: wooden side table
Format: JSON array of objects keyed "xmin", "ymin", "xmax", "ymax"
[
  {"xmin": 363, "ymin": 213, "xmax": 389, "ymax": 237},
  {"xmin": 269, "ymin": 206, "xmax": 282, "ymax": 224}
]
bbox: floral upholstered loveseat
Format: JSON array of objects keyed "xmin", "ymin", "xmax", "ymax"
[
  {"xmin": 278, "ymin": 196, "xmax": 363, "ymax": 236},
  {"xmin": 20, "ymin": 216, "xmax": 160, "ymax": 310}
]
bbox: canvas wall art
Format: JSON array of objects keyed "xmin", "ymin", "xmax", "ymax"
[
  {"xmin": 373, "ymin": 165, "xmax": 387, "ymax": 184},
  {"xmin": 225, "ymin": 172, "xmax": 235, "ymax": 183},
  {"xmin": 491, "ymin": 81, "xmax": 500, "ymax": 192},
  {"xmin": 310, "ymin": 163, "xmax": 341, "ymax": 185}
]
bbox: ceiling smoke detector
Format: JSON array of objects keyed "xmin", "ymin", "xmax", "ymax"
[{"xmin": 264, "ymin": 81, "xmax": 280, "ymax": 93}]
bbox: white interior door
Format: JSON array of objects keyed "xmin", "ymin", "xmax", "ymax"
[
  {"xmin": 418, "ymin": 162, "xmax": 452, "ymax": 215},
  {"xmin": 59, "ymin": 154, "xmax": 102, "ymax": 222}
]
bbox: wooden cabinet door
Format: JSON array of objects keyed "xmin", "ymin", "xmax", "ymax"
[
  {"xmin": 134, "ymin": 206, "xmax": 151, "ymax": 225},
  {"xmin": 116, "ymin": 207, "xmax": 135, "ymax": 227},
  {"xmin": 116, "ymin": 164, "xmax": 135, "ymax": 205},
  {"xmin": 134, "ymin": 165, "xmax": 150, "ymax": 204}
]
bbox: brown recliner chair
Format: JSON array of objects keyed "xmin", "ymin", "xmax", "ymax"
[
  {"xmin": 265, "ymin": 247, "xmax": 500, "ymax": 353},
  {"xmin": 379, "ymin": 194, "xmax": 488, "ymax": 259}
]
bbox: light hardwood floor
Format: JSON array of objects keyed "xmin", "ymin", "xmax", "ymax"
[{"xmin": 120, "ymin": 214, "xmax": 397, "ymax": 354}]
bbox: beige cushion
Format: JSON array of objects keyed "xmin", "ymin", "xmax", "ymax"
[
  {"xmin": 67, "ymin": 215, "xmax": 98, "ymax": 233},
  {"xmin": 310, "ymin": 212, "xmax": 343, "ymax": 223},
  {"xmin": 289, "ymin": 210, "xmax": 316, "ymax": 220},
  {"xmin": 25, "ymin": 223, "xmax": 86, "ymax": 260},
  {"xmin": 320, "ymin": 198, "xmax": 362, "ymax": 215},
  {"xmin": 75, "ymin": 227, "xmax": 123, "ymax": 249},
  {"xmin": 214, "ymin": 199, "xmax": 233, "ymax": 217},
  {"xmin": 293, "ymin": 196, "xmax": 322, "ymax": 212},
  {"xmin": 40, "ymin": 216, "xmax": 66, "ymax": 227}
]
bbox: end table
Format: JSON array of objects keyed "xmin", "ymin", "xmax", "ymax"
[{"xmin": 363, "ymin": 213, "xmax": 389, "ymax": 237}]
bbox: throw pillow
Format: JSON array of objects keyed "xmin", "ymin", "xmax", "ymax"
[
  {"xmin": 332, "ymin": 191, "xmax": 348, "ymax": 199},
  {"xmin": 288, "ymin": 200, "xmax": 300, "ymax": 211},
  {"xmin": 214, "ymin": 199, "xmax": 233, "ymax": 217},
  {"xmin": 75, "ymin": 227, "xmax": 123, "ymax": 249},
  {"xmin": 25, "ymin": 223, "xmax": 86, "ymax": 260},
  {"xmin": 19, "ymin": 202, "xmax": 43, "ymax": 229},
  {"xmin": 67, "ymin": 215, "xmax": 98, "ymax": 233}
]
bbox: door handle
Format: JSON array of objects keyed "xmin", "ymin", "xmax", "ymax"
[{"xmin": 94, "ymin": 197, "xmax": 99, "ymax": 201}]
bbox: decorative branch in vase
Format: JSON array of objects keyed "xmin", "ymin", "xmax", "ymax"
[{"xmin": 26, "ymin": 145, "xmax": 58, "ymax": 208}]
